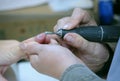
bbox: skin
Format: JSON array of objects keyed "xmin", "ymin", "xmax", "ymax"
[
  {"xmin": 20, "ymin": 33, "xmax": 85, "ymax": 79},
  {"xmin": 19, "ymin": 8, "xmax": 110, "ymax": 80},
  {"xmin": 36, "ymin": 8, "xmax": 109, "ymax": 72},
  {"xmin": 0, "ymin": 40, "xmax": 26, "ymax": 81},
  {"xmin": 0, "ymin": 8, "xmax": 110, "ymax": 81},
  {"xmin": 0, "ymin": 40, "xmax": 25, "ymax": 65}
]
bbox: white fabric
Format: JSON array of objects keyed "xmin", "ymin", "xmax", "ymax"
[
  {"xmin": 0, "ymin": 0, "xmax": 93, "ymax": 12},
  {"xmin": 48, "ymin": 0, "xmax": 93, "ymax": 12},
  {"xmin": 6, "ymin": 62, "xmax": 58, "ymax": 81},
  {"xmin": 0, "ymin": 0, "xmax": 47, "ymax": 11}
]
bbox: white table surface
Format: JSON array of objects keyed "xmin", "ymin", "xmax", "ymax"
[{"xmin": 5, "ymin": 62, "xmax": 58, "ymax": 81}]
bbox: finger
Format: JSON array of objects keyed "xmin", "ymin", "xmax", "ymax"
[
  {"xmin": 61, "ymin": 8, "xmax": 86, "ymax": 29},
  {"xmin": 54, "ymin": 17, "xmax": 70, "ymax": 32},
  {"xmin": 20, "ymin": 41, "xmax": 43, "ymax": 55},
  {"xmin": 71, "ymin": 8, "xmax": 86, "ymax": 20},
  {"xmin": 69, "ymin": 8, "xmax": 88, "ymax": 29},
  {"xmin": 46, "ymin": 34, "xmax": 59, "ymax": 40},
  {"xmin": 22, "ymin": 33, "xmax": 52, "ymax": 44},
  {"xmin": 35, "ymin": 33, "xmax": 59, "ymax": 44},
  {"xmin": 63, "ymin": 33, "xmax": 90, "ymax": 51},
  {"xmin": 22, "ymin": 37, "xmax": 35, "ymax": 43},
  {"xmin": 55, "ymin": 8, "xmax": 89, "ymax": 30},
  {"xmin": 35, "ymin": 33, "xmax": 47, "ymax": 44},
  {"xmin": 71, "ymin": 8, "xmax": 97, "ymax": 28}
]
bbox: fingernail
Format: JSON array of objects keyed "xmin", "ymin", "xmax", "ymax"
[
  {"xmin": 63, "ymin": 23, "xmax": 71, "ymax": 29},
  {"xmin": 65, "ymin": 35, "xmax": 73, "ymax": 42},
  {"xmin": 19, "ymin": 43, "xmax": 27, "ymax": 49},
  {"xmin": 36, "ymin": 33, "xmax": 44, "ymax": 40}
]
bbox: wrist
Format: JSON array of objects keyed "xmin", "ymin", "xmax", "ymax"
[{"xmin": 11, "ymin": 41, "xmax": 26, "ymax": 61}]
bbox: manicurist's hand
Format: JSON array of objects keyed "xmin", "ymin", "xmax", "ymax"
[
  {"xmin": 47, "ymin": 8, "xmax": 109, "ymax": 72},
  {"xmin": 20, "ymin": 33, "xmax": 84, "ymax": 79}
]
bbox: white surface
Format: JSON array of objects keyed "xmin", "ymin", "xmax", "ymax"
[
  {"xmin": 5, "ymin": 62, "xmax": 58, "ymax": 81},
  {"xmin": 48, "ymin": 0, "xmax": 93, "ymax": 12},
  {"xmin": 0, "ymin": 0, "xmax": 93, "ymax": 12},
  {"xmin": 18, "ymin": 62, "xmax": 58, "ymax": 81},
  {"xmin": 0, "ymin": 0, "xmax": 47, "ymax": 11}
]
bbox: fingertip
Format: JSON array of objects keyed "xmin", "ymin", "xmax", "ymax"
[
  {"xmin": 71, "ymin": 8, "xmax": 81, "ymax": 18},
  {"xmin": 64, "ymin": 33, "xmax": 74, "ymax": 43},
  {"xmin": 45, "ymin": 35, "xmax": 51, "ymax": 44},
  {"xmin": 35, "ymin": 33, "xmax": 46, "ymax": 43},
  {"xmin": 64, "ymin": 33, "xmax": 89, "ymax": 50}
]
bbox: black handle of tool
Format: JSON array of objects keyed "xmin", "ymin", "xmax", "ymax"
[{"xmin": 59, "ymin": 26, "xmax": 120, "ymax": 42}]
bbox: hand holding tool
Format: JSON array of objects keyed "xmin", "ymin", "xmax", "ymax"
[{"xmin": 45, "ymin": 26, "xmax": 120, "ymax": 42}]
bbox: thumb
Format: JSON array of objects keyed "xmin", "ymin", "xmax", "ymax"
[
  {"xmin": 19, "ymin": 42, "xmax": 43, "ymax": 55},
  {"xmin": 63, "ymin": 33, "xmax": 90, "ymax": 51},
  {"xmin": 0, "ymin": 74, "xmax": 7, "ymax": 81}
]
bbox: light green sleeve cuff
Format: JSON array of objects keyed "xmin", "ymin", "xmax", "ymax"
[{"xmin": 60, "ymin": 64, "xmax": 106, "ymax": 81}]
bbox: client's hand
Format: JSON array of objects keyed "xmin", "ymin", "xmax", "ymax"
[
  {"xmin": 20, "ymin": 33, "xmax": 84, "ymax": 79},
  {"xmin": 0, "ymin": 40, "xmax": 25, "ymax": 81},
  {"xmin": 0, "ymin": 40, "xmax": 24, "ymax": 65}
]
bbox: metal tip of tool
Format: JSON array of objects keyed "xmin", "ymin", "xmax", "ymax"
[
  {"xmin": 45, "ymin": 30, "xmax": 62, "ymax": 37},
  {"xmin": 45, "ymin": 31, "xmax": 56, "ymax": 35}
]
